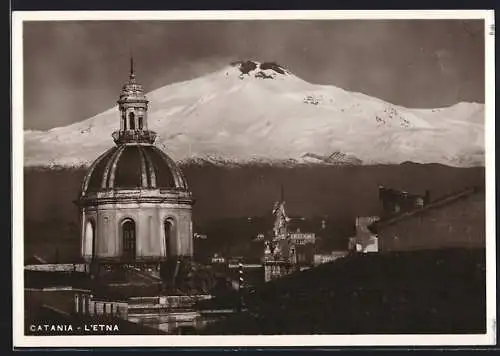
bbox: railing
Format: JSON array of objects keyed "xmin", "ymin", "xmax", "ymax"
[
  {"xmin": 112, "ymin": 130, "xmax": 157, "ymax": 144},
  {"xmin": 127, "ymin": 295, "xmax": 212, "ymax": 312},
  {"xmin": 228, "ymin": 263, "xmax": 263, "ymax": 269},
  {"xmin": 88, "ymin": 299, "xmax": 128, "ymax": 319},
  {"xmin": 25, "ymin": 264, "xmax": 89, "ymax": 272},
  {"xmin": 74, "ymin": 292, "xmax": 128, "ymax": 319}
]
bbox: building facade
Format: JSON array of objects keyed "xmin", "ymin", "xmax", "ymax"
[
  {"xmin": 348, "ymin": 216, "xmax": 380, "ymax": 253},
  {"xmin": 289, "ymin": 231, "xmax": 316, "ymax": 245},
  {"xmin": 312, "ymin": 251, "xmax": 348, "ymax": 266},
  {"xmin": 77, "ymin": 59, "xmax": 194, "ymax": 274},
  {"xmin": 378, "ymin": 185, "xmax": 430, "ymax": 217},
  {"xmin": 369, "ymin": 186, "xmax": 485, "ymax": 252}
]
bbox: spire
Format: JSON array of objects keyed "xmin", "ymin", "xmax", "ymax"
[
  {"xmin": 113, "ymin": 56, "xmax": 156, "ymax": 145},
  {"xmin": 129, "ymin": 54, "xmax": 136, "ymax": 83}
]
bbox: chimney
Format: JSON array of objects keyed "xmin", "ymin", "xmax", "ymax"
[
  {"xmin": 424, "ymin": 190, "xmax": 431, "ymax": 205},
  {"xmin": 378, "ymin": 185, "xmax": 385, "ymax": 201}
]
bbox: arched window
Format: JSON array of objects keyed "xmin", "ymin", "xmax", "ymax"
[
  {"xmin": 129, "ymin": 112, "xmax": 135, "ymax": 130},
  {"xmin": 122, "ymin": 113, "xmax": 127, "ymax": 130},
  {"xmin": 138, "ymin": 116, "xmax": 143, "ymax": 130},
  {"xmin": 85, "ymin": 220, "xmax": 96, "ymax": 259},
  {"xmin": 164, "ymin": 219, "xmax": 175, "ymax": 257},
  {"xmin": 122, "ymin": 219, "xmax": 136, "ymax": 260}
]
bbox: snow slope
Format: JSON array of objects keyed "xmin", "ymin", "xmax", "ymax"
[{"xmin": 24, "ymin": 60, "xmax": 485, "ymax": 168}]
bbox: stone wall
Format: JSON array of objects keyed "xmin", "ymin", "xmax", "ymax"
[
  {"xmin": 82, "ymin": 201, "xmax": 193, "ymax": 260},
  {"xmin": 378, "ymin": 191, "xmax": 485, "ymax": 252}
]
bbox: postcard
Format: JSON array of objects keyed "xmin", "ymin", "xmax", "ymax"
[{"xmin": 12, "ymin": 9, "xmax": 496, "ymax": 348}]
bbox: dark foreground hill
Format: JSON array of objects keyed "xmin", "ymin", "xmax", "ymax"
[{"xmin": 200, "ymin": 248, "xmax": 486, "ymax": 334}]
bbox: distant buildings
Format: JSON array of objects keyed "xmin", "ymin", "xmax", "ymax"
[
  {"xmin": 254, "ymin": 233, "xmax": 265, "ymax": 241},
  {"xmin": 289, "ymin": 231, "xmax": 316, "ymax": 245},
  {"xmin": 369, "ymin": 186, "xmax": 485, "ymax": 252},
  {"xmin": 210, "ymin": 254, "xmax": 226, "ymax": 264},
  {"xmin": 262, "ymin": 192, "xmax": 328, "ymax": 282},
  {"xmin": 378, "ymin": 185, "xmax": 429, "ymax": 217},
  {"xmin": 348, "ymin": 216, "xmax": 380, "ymax": 253},
  {"xmin": 313, "ymin": 251, "xmax": 348, "ymax": 266},
  {"xmin": 348, "ymin": 185, "xmax": 486, "ymax": 253}
]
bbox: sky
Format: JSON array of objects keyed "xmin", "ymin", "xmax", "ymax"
[{"xmin": 23, "ymin": 19, "xmax": 485, "ymax": 130}]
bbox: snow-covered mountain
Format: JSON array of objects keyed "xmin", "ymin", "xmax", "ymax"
[{"xmin": 24, "ymin": 60, "xmax": 485, "ymax": 168}]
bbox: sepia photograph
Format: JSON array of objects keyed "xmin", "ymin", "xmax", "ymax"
[{"xmin": 12, "ymin": 10, "xmax": 496, "ymax": 348}]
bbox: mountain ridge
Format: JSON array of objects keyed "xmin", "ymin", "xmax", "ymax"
[{"xmin": 24, "ymin": 60, "xmax": 485, "ymax": 168}]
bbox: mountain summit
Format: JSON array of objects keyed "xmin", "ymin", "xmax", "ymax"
[
  {"xmin": 230, "ymin": 60, "xmax": 293, "ymax": 79},
  {"xmin": 24, "ymin": 61, "xmax": 485, "ymax": 168}
]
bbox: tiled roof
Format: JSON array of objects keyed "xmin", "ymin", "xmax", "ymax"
[{"xmin": 81, "ymin": 144, "xmax": 188, "ymax": 194}]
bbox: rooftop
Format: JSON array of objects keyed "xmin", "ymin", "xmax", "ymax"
[
  {"xmin": 369, "ymin": 185, "xmax": 485, "ymax": 233},
  {"xmin": 199, "ymin": 248, "xmax": 486, "ymax": 334}
]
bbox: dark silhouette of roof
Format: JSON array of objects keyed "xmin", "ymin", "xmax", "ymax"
[{"xmin": 200, "ymin": 248, "xmax": 486, "ymax": 334}]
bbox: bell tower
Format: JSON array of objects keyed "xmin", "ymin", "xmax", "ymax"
[{"xmin": 112, "ymin": 57, "xmax": 157, "ymax": 145}]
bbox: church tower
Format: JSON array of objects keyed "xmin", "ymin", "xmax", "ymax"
[
  {"xmin": 263, "ymin": 184, "xmax": 298, "ymax": 282},
  {"xmin": 113, "ymin": 57, "xmax": 154, "ymax": 144},
  {"xmin": 77, "ymin": 58, "xmax": 194, "ymax": 277}
]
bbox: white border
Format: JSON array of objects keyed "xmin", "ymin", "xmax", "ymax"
[{"xmin": 12, "ymin": 10, "xmax": 496, "ymax": 348}]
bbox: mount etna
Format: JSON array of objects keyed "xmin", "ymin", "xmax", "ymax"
[{"xmin": 24, "ymin": 60, "xmax": 484, "ymax": 168}]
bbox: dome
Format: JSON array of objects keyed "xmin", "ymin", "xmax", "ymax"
[{"xmin": 81, "ymin": 144, "xmax": 189, "ymax": 195}]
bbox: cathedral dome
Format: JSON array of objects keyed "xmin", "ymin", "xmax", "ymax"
[
  {"xmin": 81, "ymin": 144, "xmax": 189, "ymax": 195},
  {"xmin": 78, "ymin": 58, "xmax": 194, "ymax": 266}
]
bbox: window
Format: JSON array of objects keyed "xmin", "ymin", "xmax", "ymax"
[
  {"xmin": 85, "ymin": 220, "xmax": 96, "ymax": 258},
  {"xmin": 122, "ymin": 113, "xmax": 127, "ymax": 130},
  {"xmin": 138, "ymin": 117, "xmax": 143, "ymax": 130},
  {"xmin": 122, "ymin": 219, "xmax": 136, "ymax": 260},
  {"xmin": 129, "ymin": 112, "xmax": 135, "ymax": 130},
  {"xmin": 164, "ymin": 219, "xmax": 174, "ymax": 257},
  {"xmin": 415, "ymin": 198, "xmax": 424, "ymax": 208}
]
